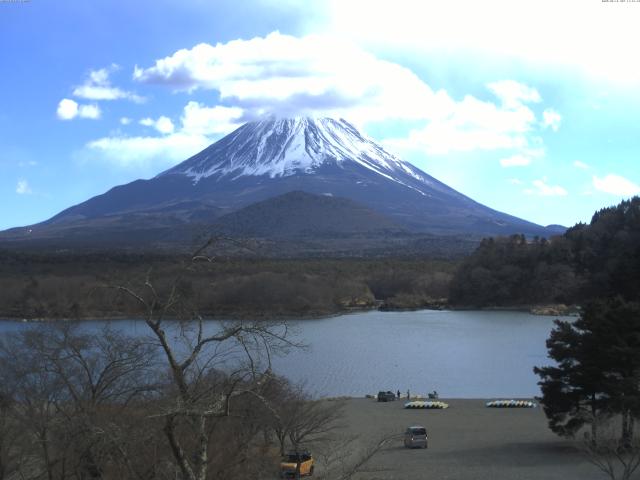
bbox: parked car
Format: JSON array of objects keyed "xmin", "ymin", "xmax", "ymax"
[
  {"xmin": 280, "ymin": 450, "xmax": 314, "ymax": 478},
  {"xmin": 377, "ymin": 390, "xmax": 396, "ymax": 402},
  {"xmin": 404, "ymin": 425, "xmax": 428, "ymax": 448}
]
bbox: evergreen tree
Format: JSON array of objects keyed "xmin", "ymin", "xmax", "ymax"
[
  {"xmin": 534, "ymin": 315, "xmax": 608, "ymax": 441},
  {"xmin": 585, "ymin": 299, "xmax": 640, "ymax": 447},
  {"xmin": 535, "ymin": 298, "xmax": 640, "ymax": 444}
]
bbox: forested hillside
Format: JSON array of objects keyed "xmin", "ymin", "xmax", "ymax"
[
  {"xmin": 0, "ymin": 253, "xmax": 454, "ymax": 320},
  {"xmin": 450, "ymin": 197, "xmax": 640, "ymax": 307}
]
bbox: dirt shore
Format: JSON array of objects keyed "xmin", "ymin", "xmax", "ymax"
[{"xmin": 330, "ymin": 398, "xmax": 601, "ymax": 480}]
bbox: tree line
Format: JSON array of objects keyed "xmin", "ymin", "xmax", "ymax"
[
  {"xmin": 449, "ymin": 197, "xmax": 640, "ymax": 307},
  {"xmin": 0, "ymin": 254, "xmax": 454, "ymax": 320},
  {"xmin": 0, "ymin": 244, "xmax": 395, "ymax": 480}
]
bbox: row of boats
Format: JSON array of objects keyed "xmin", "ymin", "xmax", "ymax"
[
  {"xmin": 403, "ymin": 399, "xmax": 538, "ymax": 409},
  {"xmin": 486, "ymin": 400, "xmax": 537, "ymax": 408},
  {"xmin": 404, "ymin": 401, "xmax": 449, "ymax": 409}
]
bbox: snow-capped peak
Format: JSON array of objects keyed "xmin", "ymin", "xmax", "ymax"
[{"xmin": 159, "ymin": 117, "xmax": 428, "ymax": 187}]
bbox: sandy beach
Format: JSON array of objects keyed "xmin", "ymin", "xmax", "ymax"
[{"xmin": 328, "ymin": 398, "xmax": 602, "ymax": 480}]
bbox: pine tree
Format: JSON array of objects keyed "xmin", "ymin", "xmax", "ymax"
[{"xmin": 535, "ymin": 298, "xmax": 640, "ymax": 444}]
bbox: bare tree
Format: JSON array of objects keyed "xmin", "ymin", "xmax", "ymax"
[
  {"xmin": 2, "ymin": 238, "xmax": 375, "ymax": 479},
  {"xmin": 0, "ymin": 323, "xmax": 161, "ymax": 480},
  {"xmin": 264, "ymin": 377, "xmax": 344, "ymax": 456},
  {"xmin": 0, "ymin": 388, "xmax": 22, "ymax": 480},
  {"xmin": 0, "ymin": 327, "xmax": 71, "ymax": 480},
  {"xmin": 112, "ymin": 239, "xmax": 300, "ymax": 480},
  {"xmin": 583, "ymin": 415, "xmax": 640, "ymax": 480},
  {"xmin": 315, "ymin": 433, "xmax": 401, "ymax": 480}
]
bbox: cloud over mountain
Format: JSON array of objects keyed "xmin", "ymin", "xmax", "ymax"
[
  {"xmin": 133, "ymin": 32, "xmax": 444, "ymax": 123},
  {"xmin": 83, "ymin": 32, "xmax": 557, "ymax": 170}
]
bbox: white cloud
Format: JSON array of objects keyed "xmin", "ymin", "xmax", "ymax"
[
  {"xmin": 323, "ymin": 0, "xmax": 640, "ymax": 86},
  {"xmin": 56, "ymin": 98, "xmax": 101, "ymax": 120},
  {"xmin": 87, "ymin": 132, "xmax": 211, "ymax": 168},
  {"xmin": 154, "ymin": 116, "xmax": 174, "ymax": 134},
  {"xmin": 487, "ymin": 80, "xmax": 541, "ymax": 108},
  {"xmin": 73, "ymin": 66, "xmax": 144, "ymax": 103},
  {"xmin": 500, "ymin": 154, "xmax": 531, "ymax": 167},
  {"xmin": 508, "ymin": 178, "xmax": 523, "ymax": 185},
  {"xmin": 120, "ymin": 117, "xmax": 132, "ymax": 125},
  {"xmin": 78, "ymin": 104, "xmax": 101, "ymax": 119},
  {"xmin": 573, "ymin": 160, "xmax": 589, "ymax": 169},
  {"xmin": 388, "ymin": 121, "xmax": 525, "ymax": 155},
  {"xmin": 524, "ymin": 178, "xmax": 568, "ymax": 197},
  {"xmin": 385, "ymin": 81, "xmax": 542, "ymax": 155},
  {"xmin": 592, "ymin": 174, "xmax": 640, "ymax": 196},
  {"xmin": 86, "ymin": 102, "xmax": 243, "ymax": 168},
  {"xmin": 16, "ymin": 179, "xmax": 32, "ymax": 195},
  {"xmin": 181, "ymin": 102, "xmax": 244, "ymax": 136},
  {"xmin": 140, "ymin": 116, "xmax": 175, "ymax": 134},
  {"xmin": 96, "ymin": 32, "xmax": 560, "ymax": 166},
  {"xmin": 134, "ymin": 32, "xmax": 449, "ymax": 125},
  {"xmin": 132, "ymin": 33, "xmax": 560, "ymax": 157},
  {"xmin": 57, "ymin": 98, "xmax": 79, "ymax": 120},
  {"xmin": 542, "ymin": 109, "xmax": 561, "ymax": 131}
]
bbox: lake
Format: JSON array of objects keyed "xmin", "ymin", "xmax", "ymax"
[
  {"xmin": 0, "ymin": 309, "xmax": 562, "ymax": 398},
  {"xmin": 273, "ymin": 309, "xmax": 560, "ymax": 398}
]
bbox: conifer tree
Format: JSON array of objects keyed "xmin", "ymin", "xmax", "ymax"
[{"xmin": 535, "ymin": 298, "xmax": 640, "ymax": 444}]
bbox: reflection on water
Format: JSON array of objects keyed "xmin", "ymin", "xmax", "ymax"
[{"xmin": 0, "ymin": 309, "xmax": 562, "ymax": 398}]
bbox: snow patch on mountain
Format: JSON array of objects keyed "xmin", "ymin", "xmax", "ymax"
[{"xmin": 159, "ymin": 117, "xmax": 432, "ymax": 195}]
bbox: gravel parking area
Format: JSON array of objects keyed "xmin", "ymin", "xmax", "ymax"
[{"xmin": 334, "ymin": 398, "xmax": 602, "ymax": 480}]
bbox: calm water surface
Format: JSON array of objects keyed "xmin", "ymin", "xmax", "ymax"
[
  {"xmin": 0, "ymin": 310, "xmax": 563, "ymax": 398},
  {"xmin": 274, "ymin": 310, "xmax": 562, "ymax": 398}
]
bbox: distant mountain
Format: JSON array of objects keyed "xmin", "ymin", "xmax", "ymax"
[
  {"xmin": 213, "ymin": 191, "xmax": 404, "ymax": 238},
  {"xmin": 543, "ymin": 224, "xmax": 568, "ymax": 236},
  {"xmin": 0, "ymin": 117, "xmax": 563, "ymax": 253}
]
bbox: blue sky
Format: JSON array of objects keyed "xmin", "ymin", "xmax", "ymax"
[{"xmin": 2, "ymin": 0, "xmax": 639, "ymax": 230}]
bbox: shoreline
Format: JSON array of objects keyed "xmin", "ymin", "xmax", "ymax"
[
  {"xmin": 0, "ymin": 308, "xmax": 367, "ymax": 324},
  {"xmin": 0, "ymin": 303, "xmax": 580, "ymax": 323}
]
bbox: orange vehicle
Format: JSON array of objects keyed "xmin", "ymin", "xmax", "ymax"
[{"xmin": 280, "ymin": 450, "xmax": 314, "ymax": 478}]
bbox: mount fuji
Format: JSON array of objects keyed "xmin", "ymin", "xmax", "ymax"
[{"xmin": 1, "ymin": 117, "xmax": 563, "ymax": 253}]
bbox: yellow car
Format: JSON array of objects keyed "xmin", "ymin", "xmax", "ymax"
[{"xmin": 280, "ymin": 451, "xmax": 314, "ymax": 478}]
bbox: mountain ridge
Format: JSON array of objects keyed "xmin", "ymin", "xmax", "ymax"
[
  {"xmin": 212, "ymin": 190, "xmax": 405, "ymax": 238},
  {"xmin": 0, "ymin": 116, "xmax": 564, "ymax": 253}
]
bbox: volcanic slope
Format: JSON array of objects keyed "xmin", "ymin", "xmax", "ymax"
[{"xmin": 1, "ymin": 117, "xmax": 562, "ymax": 250}]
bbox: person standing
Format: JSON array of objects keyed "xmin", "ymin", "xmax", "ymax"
[
  {"xmin": 407, "ymin": 389, "xmax": 410, "ymax": 400},
  {"xmin": 396, "ymin": 389, "xmax": 400, "ymax": 399}
]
